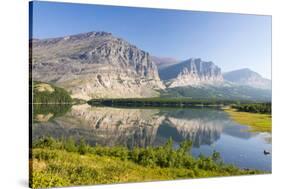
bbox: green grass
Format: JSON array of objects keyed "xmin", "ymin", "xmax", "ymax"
[
  {"xmin": 224, "ymin": 108, "xmax": 272, "ymax": 133},
  {"xmin": 30, "ymin": 137, "xmax": 263, "ymax": 188}
]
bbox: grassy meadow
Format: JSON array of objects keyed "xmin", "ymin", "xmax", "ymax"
[
  {"xmin": 30, "ymin": 137, "xmax": 263, "ymax": 188},
  {"xmin": 224, "ymin": 108, "xmax": 271, "ymax": 133}
]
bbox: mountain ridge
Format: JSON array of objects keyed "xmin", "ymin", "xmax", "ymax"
[
  {"xmin": 31, "ymin": 31, "xmax": 271, "ymax": 101},
  {"xmin": 158, "ymin": 58, "xmax": 224, "ymax": 88},
  {"xmin": 31, "ymin": 31, "xmax": 165, "ymax": 100},
  {"xmin": 223, "ymin": 68, "xmax": 271, "ymax": 89}
]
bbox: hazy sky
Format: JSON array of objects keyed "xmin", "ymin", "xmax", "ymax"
[{"xmin": 30, "ymin": 1, "xmax": 271, "ymax": 79}]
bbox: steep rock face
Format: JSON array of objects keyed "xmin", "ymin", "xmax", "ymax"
[
  {"xmin": 223, "ymin": 68, "xmax": 271, "ymax": 90},
  {"xmin": 159, "ymin": 58, "xmax": 223, "ymax": 88},
  {"xmin": 31, "ymin": 31, "xmax": 164, "ymax": 100}
]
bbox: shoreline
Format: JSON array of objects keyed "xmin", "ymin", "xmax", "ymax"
[
  {"xmin": 30, "ymin": 137, "xmax": 264, "ymax": 188},
  {"xmin": 224, "ymin": 108, "xmax": 272, "ymax": 133}
]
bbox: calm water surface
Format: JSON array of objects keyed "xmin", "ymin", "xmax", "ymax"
[{"xmin": 32, "ymin": 104, "xmax": 272, "ymax": 171}]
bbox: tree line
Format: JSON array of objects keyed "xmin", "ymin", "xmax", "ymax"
[
  {"xmin": 32, "ymin": 81, "xmax": 72, "ymax": 104},
  {"xmin": 232, "ymin": 103, "xmax": 271, "ymax": 114}
]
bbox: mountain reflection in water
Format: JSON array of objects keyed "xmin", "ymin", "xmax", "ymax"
[
  {"xmin": 32, "ymin": 104, "xmax": 258, "ymax": 148},
  {"xmin": 32, "ymin": 104, "xmax": 272, "ymax": 171}
]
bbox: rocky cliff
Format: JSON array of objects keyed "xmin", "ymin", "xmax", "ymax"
[
  {"xmin": 31, "ymin": 31, "xmax": 165, "ymax": 100},
  {"xmin": 158, "ymin": 58, "xmax": 224, "ymax": 88}
]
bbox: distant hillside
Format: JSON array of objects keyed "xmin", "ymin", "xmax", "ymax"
[
  {"xmin": 158, "ymin": 58, "xmax": 223, "ymax": 88},
  {"xmin": 32, "ymin": 81, "xmax": 72, "ymax": 104},
  {"xmin": 161, "ymin": 84, "xmax": 271, "ymax": 101},
  {"xmin": 223, "ymin": 68, "xmax": 271, "ymax": 90}
]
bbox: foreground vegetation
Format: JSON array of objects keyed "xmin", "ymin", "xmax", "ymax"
[
  {"xmin": 224, "ymin": 108, "xmax": 271, "ymax": 133},
  {"xmin": 30, "ymin": 137, "xmax": 263, "ymax": 188}
]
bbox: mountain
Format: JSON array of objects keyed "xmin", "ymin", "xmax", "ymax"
[
  {"xmin": 31, "ymin": 31, "xmax": 165, "ymax": 100},
  {"xmin": 31, "ymin": 31, "xmax": 271, "ymax": 101},
  {"xmin": 223, "ymin": 68, "xmax": 271, "ymax": 90},
  {"xmin": 156, "ymin": 59, "xmax": 271, "ymax": 101},
  {"xmin": 158, "ymin": 58, "xmax": 224, "ymax": 88},
  {"xmin": 161, "ymin": 85, "xmax": 271, "ymax": 101},
  {"xmin": 151, "ymin": 56, "xmax": 179, "ymax": 70}
]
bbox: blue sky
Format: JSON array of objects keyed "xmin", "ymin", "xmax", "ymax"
[{"xmin": 30, "ymin": 1, "xmax": 271, "ymax": 79}]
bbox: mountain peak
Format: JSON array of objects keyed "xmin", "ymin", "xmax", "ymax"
[
  {"xmin": 224, "ymin": 68, "xmax": 261, "ymax": 79},
  {"xmin": 223, "ymin": 68, "xmax": 271, "ymax": 89},
  {"xmin": 158, "ymin": 58, "xmax": 223, "ymax": 87},
  {"xmin": 31, "ymin": 31, "xmax": 165, "ymax": 100},
  {"xmin": 66, "ymin": 31, "xmax": 112, "ymax": 39},
  {"xmin": 227, "ymin": 68, "xmax": 257, "ymax": 74},
  {"xmin": 238, "ymin": 68, "xmax": 251, "ymax": 71}
]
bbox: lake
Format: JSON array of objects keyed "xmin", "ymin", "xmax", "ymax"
[{"xmin": 32, "ymin": 104, "xmax": 272, "ymax": 172}]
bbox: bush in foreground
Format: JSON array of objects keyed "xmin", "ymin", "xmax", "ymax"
[{"xmin": 30, "ymin": 137, "xmax": 263, "ymax": 188}]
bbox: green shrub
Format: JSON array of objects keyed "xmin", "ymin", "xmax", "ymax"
[
  {"xmin": 30, "ymin": 137, "xmax": 264, "ymax": 188},
  {"xmin": 63, "ymin": 137, "xmax": 77, "ymax": 153},
  {"xmin": 33, "ymin": 136, "xmax": 62, "ymax": 149},
  {"xmin": 137, "ymin": 147, "xmax": 157, "ymax": 167},
  {"xmin": 31, "ymin": 136, "xmax": 262, "ymax": 174},
  {"xmin": 30, "ymin": 172, "xmax": 69, "ymax": 188},
  {"xmin": 232, "ymin": 103, "xmax": 271, "ymax": 114},
  {"xmin": 32, "ymin": 150, "xmax": 58, "ymax": 161},
  {"xmin": 78, "ymin": 139, "xmax": 88, "ymax": 155}
]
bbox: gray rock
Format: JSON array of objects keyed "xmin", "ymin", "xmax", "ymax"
[
  {"xmin": 158, "ymin": 58, "xmax": 224, "ymax": 88},
  {"xmin": 31, "ymin": 31, "xmax": 165, "ymax": 100}
]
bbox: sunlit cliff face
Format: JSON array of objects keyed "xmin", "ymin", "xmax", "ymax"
[{"xmin": 32, "ymin": 32, "xmax": 165, "ymax": 100}]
